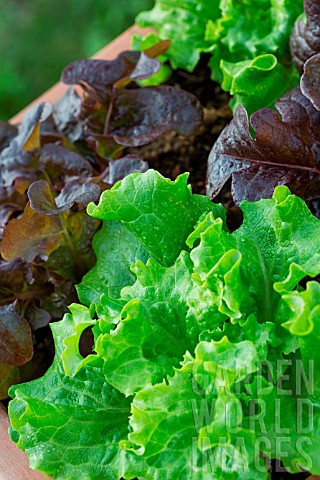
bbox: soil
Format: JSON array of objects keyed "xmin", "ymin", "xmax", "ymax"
[
  {"xmin": 127, "ymin": 55, "xmax": 243, "ymax": 231},
  {"xmin": 128, "ymin": 55, "xmax": 232, "ymax": 195}
]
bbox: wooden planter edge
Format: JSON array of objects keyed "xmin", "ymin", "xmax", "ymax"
[{"xmin": 10, "ymin": 25, "xmax": 153, "ymax": 125}]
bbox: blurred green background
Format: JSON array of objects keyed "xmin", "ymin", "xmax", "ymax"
[{"xmin": 0, "ymin": 0, "xmax": 153, "ymax": 121}]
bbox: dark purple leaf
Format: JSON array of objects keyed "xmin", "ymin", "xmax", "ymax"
[
  {"xmin": 52, "ymin": 87, "xmax": 83, "ymax": 142},
  {"xmin": 0, "ymin": 302, "xmax": 33, "ymax": 366},
  {"xmin": 55, "ymin": 181, "xmax": 101, "ymax": 210},
  {"xmin": 61, "ymin": 46, "xmax": 168, "ymax": 93},
  {"xmin": 39, "ymin": 144, "xmax": 93, "ymax": 179},
  {"xmin": 0, "ymin": 150, "xmax": 35, "ymax": 189},
  {"xmin": 206, "ymin": 88, "xmax": 320, "ymax": 205},
  {"xmin": 0, "ymin": 103, "xmax": 52, "ymax": 188},
  {"xmin": 25, "ymin": 302, "xmax": 51, "ymax": 331},
  {"xmin": 110, "ymin": 86, "xmax": 202, "ymax": 146},
  {"xmin": 301, "ymin": 53, "xmax": 320, "ymax": 110},
  {"xmin": 0, "ymin": 122, "xmax": 18, "ymax": 152},
  {"xmin": 61, "ymin": 51, "xmax": 141, "ymax": 90},
  {"xmin": 40, "ymin": 278, "xmax": 78, "ymax": 321},
  {"xmin": 290, "ymin": 0, "xmax": 320, "ymax": 74},
  {"xmin": 114, "ymin": 52, "xmax": 161, "ymax": 88},
  {"xmin": 28, "ymin": 180, "xmax": 100, "ymax": 215},
  {"xmin": 107, "ymin": 155, "xmax": 148, "ymax": 185}
]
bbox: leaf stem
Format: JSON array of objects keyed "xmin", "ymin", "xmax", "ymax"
[
  {"xmin": 39, "ymin": 168, "xmax": 90, "ymax": 279},
  {"xmin": 58, "ymin": 211, "xmax": 90, "ymax": 279},
  {"xmin": 103, "ymin": 89, "xmax": 116, "ymax": 136}
]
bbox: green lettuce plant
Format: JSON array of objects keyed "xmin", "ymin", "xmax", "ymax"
[
  {"xmin": 134, "ymin": 0, "xmax": 304, "ymax": 114},
  {"xmin": 8, "ymin": 170, "xmax": 320, "ymax": 479}
]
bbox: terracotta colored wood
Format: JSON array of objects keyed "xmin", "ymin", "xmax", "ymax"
[
  {"xmin": 0, "ymin": 402, "xmax": 49, "ymax": 479},
  {"xmin": 10, "ymin": 25, "xmax": 153, "ymax": 125}
]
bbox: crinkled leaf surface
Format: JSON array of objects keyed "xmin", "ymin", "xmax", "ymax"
[
  {"xmin": 110, "ymin": 86, "xmax": 202, "ymax": 147},
  {"xmin": 290, "ymin": 0, "xmax": 320, "ymax": 74},
  {"xmin": 0, "ymin": 44, "xmax": 205, "ymax": 394},
  {"xmin": 96, "ymin": 253, "xmax": 198, "ymax": 396},
  {"xmin": 77, "ymin": 220, "xmax": 149, "ymax": 306},
  {"xmin": 190, "ymin": 186, "xmax": 320, "ymax": 323},
  {"xmin": 136, "ymin": 0, "xmax": 303, "ymax": 112},
  {"xmin": 9, "ymin": 311, "xmax": 145, "ymax": 480},
  {"xmin": 88, "ymin": 170, "xmax": 225, "ymax": 266},
  {"xmin": 137, "ymin": 1, "xmax": 217, "ymax": 72},
  {"xmin": 61, "ymin": 47, "xmax": 202, "ymax": 154},
  {"xmin": 206, "ymin": 88, "xmax": 320, "ymax": 213},
  {"xmin": 220, "ymin": 54, "xmax": 299, "ymax": 115},
  {"xmin": 126, "ymin": 340, "xmax": 263, "ymax": 480},
  {"xmin": 282, "ymin": 281, "xmax": 320, "ymax": 372},
  {"xmin": 8, "ymin": 172, "xmax": 320, "ymax": 479}
]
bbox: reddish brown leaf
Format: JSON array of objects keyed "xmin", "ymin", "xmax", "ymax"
[
  {"xmin": 301, "ymin": 53, "xmax": 320, "ymax": 110},
  {"xmin": 110, "ymin": 86, "xmax": 202, "ymax": 147},
  {"xmin": 0, "ymin": 303, "xmax": 33, "ymax": 366},
  {"xmin": 290, "ymin": 0, "xmax": 320, "ymax": 74},
  {"xmin": 28, "ymin": 179, "xmax": 101, "ymax": 215},
  {"xmin": 206, "ymin": 88, "xmax": 320, "ymax": 206},
  {"xmin": 1, "ymin": 202, "xmax": 62, "ymax": 262}
]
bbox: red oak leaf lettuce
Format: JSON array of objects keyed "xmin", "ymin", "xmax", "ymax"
[{"xmin": 206, "ymin": 87, "xmax": 320, "ymax": 216}]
